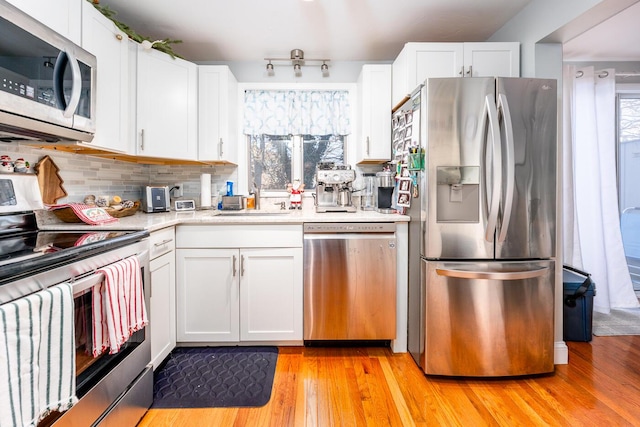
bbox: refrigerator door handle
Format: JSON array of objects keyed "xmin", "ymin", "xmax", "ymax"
[
  {"xmin": 484, "ymin": 94, "xmax": 502, "ymax": 243},
  {"xmin": 435, "ymin": 266, "xmax": 549, "ymax": 281},
  {"xmin": 497, "ymin": 93, "xmax": 515, "ymax": 243}
]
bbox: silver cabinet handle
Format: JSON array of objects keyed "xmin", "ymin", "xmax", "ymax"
[
  {"xmin": 436, "ymin": 266, "xmax": 548, "ymax": 281},
  {"xmin": 366, "ymin": 136, "xmax": 370, "ymax": 156},
  {"xmin": 466, "ymin": 65, "xmax": 473, "ymax": 76},
  {"xmin": 219, "ymin": 138, "xmax": 224, "ymax": 158},
  {"xmin": 240, "ymin": 255, "xmax": 245, "ymax": 277},
  {"xmin": 140, "ymin": 128, "xmax": 145, "ymax": 151},
  {"xmin": 232, "ymin": 255, "xmax": 237, "ymax": 277},
  {"xmin": 153, "ymin": 238, "xmax": 173, "ymax": 247},
  {"xmin": 459, "ymin": 66, "xmax": 464, "ymax": 76}
]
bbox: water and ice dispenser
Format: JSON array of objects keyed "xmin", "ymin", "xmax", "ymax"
[{"xmin": 436, "ymin": 166, "xmax": 479, "ymax": 222}]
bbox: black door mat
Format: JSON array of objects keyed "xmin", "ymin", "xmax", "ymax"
[{"xmin": 151, "ymin": 346, "xmax": 278, "ymax": 408}]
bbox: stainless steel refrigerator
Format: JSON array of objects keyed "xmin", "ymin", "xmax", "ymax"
[{"xmin": 400, "ymin": 77, "xmax": 557, "ymax": 377}]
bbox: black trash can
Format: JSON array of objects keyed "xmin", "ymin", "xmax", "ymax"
[{"xmin": 563, "ymin": 266, "xmax": 596, "ymax": 342}]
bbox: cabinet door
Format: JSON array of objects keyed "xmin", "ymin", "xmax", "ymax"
[
  {"xmin": 392, "ymin": 43, "xmax": 463, "ymax": 106},
  {"xmin": 176, "ymin": 248, "xmax": 239, "ymax": 342},
  {"xmin": 198, "ymin": 65, "xmax": 238, "ymax": 164},
  {"xmin": 356, "ymin": 64, "xmax": 392, "ymax": 164},
  {"xmin": 239, "ymin": 248, "xmax": 303, "ymax": 341},
  {"xmin": 136, "ymin": 47, "xmax": 198, "ymax": 160},
  {"xmin": 81, "ymin": 1, "xmax": 130, "ymax": 153},
  {"xmin": 463, "ymin": 43, "xmax": 520, "ymax": 78},
  {"xmin": 149, "ymin": 250, "xmax": 176, "ymax": 369},
  {"xmin": 8, "ymin": 0, "xmax": 81, "ymax": 44}
]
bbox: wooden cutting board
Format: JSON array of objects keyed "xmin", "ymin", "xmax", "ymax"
[{"xmin": 33, "ymin": 155, "xmax": 68, "ymax": 204}]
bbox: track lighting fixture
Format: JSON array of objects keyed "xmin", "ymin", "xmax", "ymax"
[{"xmin": 264, "ymin": 49, "xmax": 330, "ymax": 77}]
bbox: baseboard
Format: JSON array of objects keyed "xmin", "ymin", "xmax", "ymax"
[{"xmin": 554, "ymin": 340, "xmax": 569, "ymax": 365}]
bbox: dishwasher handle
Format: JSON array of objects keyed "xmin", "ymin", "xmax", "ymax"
[{"xmin": 303, "ymin": 233, "xmax": 396, "ymax": 241}]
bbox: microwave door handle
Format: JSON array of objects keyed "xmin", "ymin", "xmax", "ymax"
[
  {"xmin": 484, "ymin": 94, "xmax": 501, "ymax": 243},
  {"xmin": 52, "ymin": 50, "xmax": 82, "ymax": 119},
  {"xmin": 64, "ymin": 50, "xmax": 82, "ymax": 119},
  {"xmin": 497, "ymin": 93, "xmax": 515, "ymax": 243},
  {"xmin": 53, "ymin": 51, "xmax": 68, "ymax": 112}
]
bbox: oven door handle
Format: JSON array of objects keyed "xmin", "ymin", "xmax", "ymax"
[
  {"xmin": 72, "ymin": 271, "xmax": 105, "ymax": 296},
  {"xmin": 71, "ymin": 250, "xmax": 149, "ymax": 296}
]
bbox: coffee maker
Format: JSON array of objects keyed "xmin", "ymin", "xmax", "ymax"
[
  {"xmin": 376, "ymin": 170, "xmax": 395, "ymax": 214},
  {"xmin": 315, "ymin": 162, "xmax": 357, "ymax": 213}
]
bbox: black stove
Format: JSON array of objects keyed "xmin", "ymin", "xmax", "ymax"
[{"xmin": 0, "ymin": 212, "xmax": 148, "ymax": 285}]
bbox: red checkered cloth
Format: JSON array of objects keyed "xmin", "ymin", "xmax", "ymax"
[{"xmin": 49, "ymin": 203, "xmax": 119, "ymax": 225}]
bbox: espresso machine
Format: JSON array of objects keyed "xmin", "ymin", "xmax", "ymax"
[{"xmin": 314, "ymin": 162, "xmax": 357, "ymax": 213}]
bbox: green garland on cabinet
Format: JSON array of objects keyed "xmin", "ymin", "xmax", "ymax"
[{"xmin": 88, "ymin": 0, "xmax": 183, "ymax": 59}]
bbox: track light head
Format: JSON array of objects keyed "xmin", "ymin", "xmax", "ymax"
[
  {"xmin": 266, "ymin": 61, "xmax": 275, "ymax": 77},
  {"xmin": 321, "ymin": 62, "xmax": 329, "ymax": 77}
]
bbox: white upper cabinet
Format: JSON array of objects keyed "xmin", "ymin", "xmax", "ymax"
[
  {"xmin": 81, "ymin": 1, "xmax": 130, "ymax": 153},
  {"xmin": 355, "ymin": 64, "xmax": 392, "ymax": 164},
  {"xmin": 392, "ymin": 42, "xmax": 520, "ymax": 107},
  {"xmin": 462, "ymin": 43, "xmax": 520, "ymax": 78},
  {"xmin": 134, "ymin": 45, "xmax": 198, "ymax": 161},
  {"xmin": 7, "ymin": 0, "xmax": 81, "ymax": 44},
  {"xmin": 198, "ymin": 65, "xmax": 238, "ymax": 164}
]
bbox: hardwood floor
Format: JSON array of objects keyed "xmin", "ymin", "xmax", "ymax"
[{"xmin": 138, "ymin": 336, "xmax": 640, "ymax": 426}]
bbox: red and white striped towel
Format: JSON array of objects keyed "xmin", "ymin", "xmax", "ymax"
[
  {"xmin": 91, "ymin": 257, "xmax": 148, "ymax": 357},
  {"xmin": 48, "ymin": 203, "xmax": 118, "ymax": 225}
]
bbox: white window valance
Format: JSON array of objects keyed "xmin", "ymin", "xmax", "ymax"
[{"xmin": 243, "ymin": 90, "xmax": 351, "ymax": 136}]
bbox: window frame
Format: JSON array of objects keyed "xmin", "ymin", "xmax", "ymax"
[
  {"xmin": 237, "ymin": 82, "xmax": 357, "ymax": 197},
  {"xmin": 616, "ymin": 83, "xmax": 640, "ymax": 214}
]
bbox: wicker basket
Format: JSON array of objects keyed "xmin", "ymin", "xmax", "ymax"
[{"xmin": 52, "ymin": 201, "xmax": 140, "ymax": 223}]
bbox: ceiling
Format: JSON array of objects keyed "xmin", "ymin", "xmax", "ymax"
[
  {"xmin": 97, "ymin": 0, "xmax": 533, "ymax": 62},
  {"xmin": 563, "ymin": 1, "xmax": 640, "ymax": 62}
]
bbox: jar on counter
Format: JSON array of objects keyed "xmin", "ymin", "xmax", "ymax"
[{"xmin": 246, "ymin": 194, "xmax": 256, "ymax": 209}]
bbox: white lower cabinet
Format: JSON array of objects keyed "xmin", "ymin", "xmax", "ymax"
[
  {"xmin": 176, "ymin": 225, "xmax": 303, "ymax": 344},
  {"xmin": 148, "ymin": 227, "xmax": 176, "ymax": 369}
]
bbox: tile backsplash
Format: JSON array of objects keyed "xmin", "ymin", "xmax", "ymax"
[{"xmin": 1, "ymin": 142, "xmax": 238, "ymax": 205}]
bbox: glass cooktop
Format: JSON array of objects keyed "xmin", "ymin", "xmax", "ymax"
[{"xmin": 0, "ymin": 229, "xmax": 148, "ymax": 285}]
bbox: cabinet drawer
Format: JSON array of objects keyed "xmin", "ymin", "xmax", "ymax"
[
  {"xmin": 149, "ymin": 227, "xmax": 176, "ymax": 259},
  {"xmin": 176, "ymin": 224, "xmax": 302, "ymax": 248}
]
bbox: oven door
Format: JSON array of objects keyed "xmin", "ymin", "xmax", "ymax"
[
  {"xmin": 48, "ymin": 249, "xmax": 152, "ymax": 427},
  {"xmin": 73, "ymin": 275, "xmax": 146, "ymax": 399}
]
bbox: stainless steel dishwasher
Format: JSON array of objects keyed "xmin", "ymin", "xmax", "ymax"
[{"xmin": 303, "ymin": 223, "xmax": 397, "ymax": 341}]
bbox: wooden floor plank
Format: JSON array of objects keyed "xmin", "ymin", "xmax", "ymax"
[{"xmin": 138, "ymin": 336, "xmax": 640, "ymax": 426}]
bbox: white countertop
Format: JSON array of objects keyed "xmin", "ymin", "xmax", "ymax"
[{"xmin": 36, "ymin": 207, "xmax": 409, "ymax": 233}]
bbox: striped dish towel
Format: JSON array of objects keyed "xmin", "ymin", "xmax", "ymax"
[
  {"xmin": 92, "ymin": 257, "xmax": 148, "ymax": 357},
  {"xmin": 48, "ymin": 204, "xmax": 118, "ymax": 225},
  {"xmin": 0, "ymin": 283, "xmax": 77, "ymax": 427}
]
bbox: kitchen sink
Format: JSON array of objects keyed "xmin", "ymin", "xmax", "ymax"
[{"xmin": 215, "ymin": 210, "xmax": 291, "ymax": 216}]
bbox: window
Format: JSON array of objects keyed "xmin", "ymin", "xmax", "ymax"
[
  {"xmin": 617, "ymin": 93, "xmax": 640, "ymax": 212},
  {"xmin": 249, "ymin": 134, "xmax": 345, "ymax": 191},
  {"xmin": 616, "ymin": 88, "xmax": 640, "ymax": 290},
  {"xmin": 244, "ymin": 89, "xmax": 351, "ymax": 193}
]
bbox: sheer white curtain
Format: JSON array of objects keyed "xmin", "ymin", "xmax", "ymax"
[{"xmin": 563, "ymin": 65, "xmax": 639, "ymax": 313}]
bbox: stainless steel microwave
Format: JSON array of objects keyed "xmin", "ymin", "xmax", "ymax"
[{"xmin": 0, "ymin": 0, "xmax": 96, "ymax": 143}]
